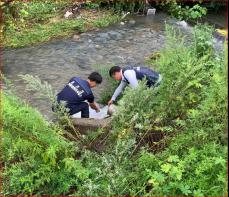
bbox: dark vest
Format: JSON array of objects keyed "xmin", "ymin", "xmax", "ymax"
[
  {"xmin": 57, "ymin": 77, "xmax": 93, "ymax": 104},
  {"xmin": 122, "ymin": 66, "xmax": 159, "ymax": 84}
]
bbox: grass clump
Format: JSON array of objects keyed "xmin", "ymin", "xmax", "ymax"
[
  {"xmin": 3, "ymin": 1, "xmax": 121, "ymax": 48},
  {"xmin": 2, "ymin": 93, "xmax": 90, "ymax": 195}
]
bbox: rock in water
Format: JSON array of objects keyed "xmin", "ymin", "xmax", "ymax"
[
  {"xmin": 108, "ymin": 31, "xmax": 122, "ymax": 39},
  {"xmin": 129, "ymin": 20, "xmax": 136, "ymax": 25},
  {"xmin": 147, "ymin": 8, "xmax": 156, "ymax": 16},
  {"xmin": 73, "ymin": 35, "xmax": 80, "ymax": 41},
  {"xmin": 176, "ymin": 20, "xmax": 188, "ymax": 28}
]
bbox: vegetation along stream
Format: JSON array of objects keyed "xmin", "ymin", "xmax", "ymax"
[{"xmin": 1, "ymin": 1, "xmax": 228, "ymax": 196}]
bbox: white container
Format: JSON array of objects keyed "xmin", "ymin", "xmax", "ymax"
[{"xmin": 147, "ymin": 8, "xmax": 156, "ymax": 16}]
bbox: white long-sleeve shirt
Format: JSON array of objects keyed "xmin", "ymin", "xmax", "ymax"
[{"xmin": 111, "ymin": 69, "xmax": 138, "ymax": 101}]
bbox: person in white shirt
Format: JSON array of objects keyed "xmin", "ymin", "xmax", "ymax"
[{"xmin": 108, "ymin": 65, "xmax": 162, "ymax": 106}]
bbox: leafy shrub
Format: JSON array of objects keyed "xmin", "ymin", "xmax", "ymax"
[
  {"xmin": 106, "ymin": 24, "xmax": 227, "ymax": 196},
  {"xmin": 192, "ymin": 24, "xmax": 214, "ymax": 57},
  {"xmin": 2, "ymin": 93, "xmax": 89, "ymax": 195},
  {"xmin": 84, "ymin": 2, "xmax": 100, "ymax": 10},
  {"xmin": 135, "ymin": 143, "xmax": 227, "ymax": 196},
  {"xmin": 74, "ymin": 138, "xmax": 136, "ymax": 196},
  {"xmin": 157, "ymin": 1, "xmax": 207, "ymax": 21},
  {"xmin": 169, "ymin": 3, "xmax": 207, "ymax": 21}
]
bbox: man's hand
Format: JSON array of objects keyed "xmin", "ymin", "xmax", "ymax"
[
  {"xmin": 108, "ymin": 99, "xmax": 113, "ymax": 106},
  {"xmin": 89, "ymin": 102, "xmax": 100, "ymax": 113}
]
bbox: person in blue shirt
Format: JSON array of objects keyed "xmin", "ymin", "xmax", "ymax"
[
  {"xmin": 56, "ymin": 72, "xmax": 102, "ymax": 118},
  {"xmin": 108, "ymin": 65, "xmax": 162, "ymax": 106}
]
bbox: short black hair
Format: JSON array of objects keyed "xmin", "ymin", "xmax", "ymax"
[
  {"xmin": 109, "ymin": 66, "xmax": 121, "ymax": 77},
  {"xmin": 88, "ymin": 72, "xmax": 103, "ymax": 84}
]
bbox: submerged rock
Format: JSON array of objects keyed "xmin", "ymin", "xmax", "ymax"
[
  {"xmin": 129, "ymin": 20, "xmax": 136, "ymax": 25},
  {"xmin": 95, "ymin": 33, "xmax": 110, "ymax": 43},
  {"xmin": 73, "ymin": 34, "xmax": 80, "ymax": 41},
  {"xmin": 98, "ymin": 33, "xmax": 110, "ymax": 39},
  {"xmin": 176, "ymin": 20, "xmax": 188, "ymax": 28},
  {"xmin": 108, "ymin": 31, "xmax": 122, "ymax": 39}
]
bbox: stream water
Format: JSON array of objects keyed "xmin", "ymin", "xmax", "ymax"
[{"xmin": 3, "ymin": 11, "xmax": 225, "ymax": 120}]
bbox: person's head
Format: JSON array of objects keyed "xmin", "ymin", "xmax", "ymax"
[
  {"xmin": 109, "ymin": 66, "xmax": 122, "ymax": 81},
  {"xmin": 87, "ymin": 72, "xmax": 103, "ymax": 88}
]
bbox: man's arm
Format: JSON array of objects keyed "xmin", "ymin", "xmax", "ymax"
[{"xmin": 111, "ymin": 80, "xmax": 127, "ymax": 101}]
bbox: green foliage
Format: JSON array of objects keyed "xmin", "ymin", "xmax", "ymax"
[
  {"xmin": 74, "ymin": 138, "xmax": 136, "ymax": 196},
  {"xmin": 2, "ymin": 94, "xmax": 89, "ymax": 195},
  {"xmin": 3, "ymin": 1, "xmax": 68, "ymax": 32},
  {"xmin": 161, "ymin": 2, "xmax": 207, "ymax": 21},
  {"xmin": 84, "ymin": 2, "xmax": 100, "ymax": 10},
  {"xmin": 19, "ymin": 74, "xmax": 84, "ymax": 142},
  {"xmin": 136, "ymin": 143, "xmax": 227, "ymax": 196},
  {"xmin": 112, "ymin": 81, "xmax": 157, "ymax": 134},
  {"xmin": 192, "ymin": 24, "xmax": 214, "ymax": 57},
  {"xmin": 3, "ymin": 1, "xmax": 121, "ymax": 48}
]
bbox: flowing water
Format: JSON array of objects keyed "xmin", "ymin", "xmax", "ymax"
[{"xmin": 2, "ymin": 11, "xmax": 225, "ymax": 120}]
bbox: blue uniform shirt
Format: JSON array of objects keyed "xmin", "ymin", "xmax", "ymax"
[{"xmin": 57, "ymin": 77, "xmax": 94, "ymax": 105}]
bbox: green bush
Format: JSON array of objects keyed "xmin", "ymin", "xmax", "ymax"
[
  {"xmin": 168, "ymin": 3, "xmax": 207, "ymax": 21},
  {"xmin": 2, "ymin": 94, "xmax": 89, "ymax": 195},
  {"xmin": 135, "ymin": 142, "xmax": 227, "ymax": 196},
  {"xmin": 105, "ymin": 24, "xmax": 227, "ymax": 196}
]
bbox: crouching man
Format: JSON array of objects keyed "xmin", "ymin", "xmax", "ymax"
[
  {"xmin": 108, "ymin": 65, "xmax": 162, "ymax": 105},
  {"xmin": 55, "ymin": 72, "xmax": 102, "ymax": 118}
]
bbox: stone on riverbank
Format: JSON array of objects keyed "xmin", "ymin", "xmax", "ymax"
[{"xmin": 72, "ymin": 117, "xmax": 112, "ymax": 134}]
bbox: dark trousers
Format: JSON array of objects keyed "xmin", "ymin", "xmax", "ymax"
[{"xmin": 67, "ymin": 102, "xmax": 89, "ymax": 118}]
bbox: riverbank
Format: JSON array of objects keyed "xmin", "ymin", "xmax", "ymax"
[{"xmin": 3, "ymin": 1, "xmax": 121, "ymax": 48}]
